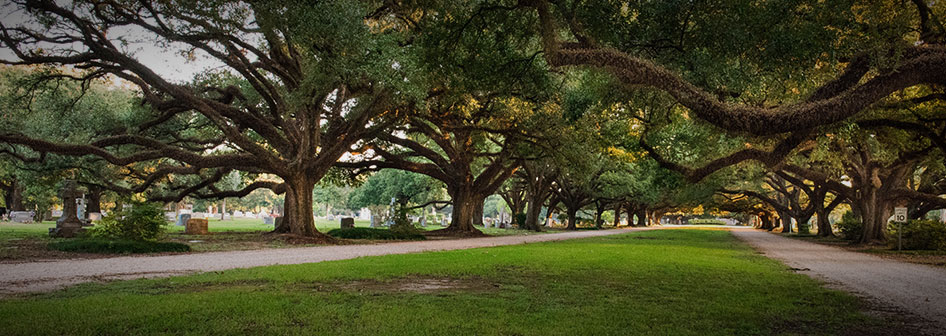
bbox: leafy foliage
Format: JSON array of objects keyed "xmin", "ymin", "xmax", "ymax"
[
  {"xmin": 325, "ymin": 227, "xmax": 425, "ymax": 241},
  {"xmin": 889, "ymin": 220, "xmax": 946, "ymax": 251},
  {"xmin": 88, "ymin": 202, "xmax": 169, "ymax": 242},
  {"xmin": 837, "ymin": 211, "xmax": 863, "ymax": 241}
]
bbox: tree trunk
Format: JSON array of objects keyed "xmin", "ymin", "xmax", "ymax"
[
  {"xmin": 635, "ymin": 209, "xmax": 647, "ymax": 227},
  {"xmin": 272, "ymin": 175, "xmax": 329, "ymax": 239},
  {"xmin": 795, "ymin": 215, "xmax": 812, "ymax": 234},
  {"xmin": 86, "ymin": 186, "xmax": 102, "ymax": 215},
  {"xmin": 565, "ymin": 206, "xmax": 579, "ymax": 230},
  {"xmin": 2, "ymin": 179, "xmax": 25, "ymax": 211},
  {"xmin": 778, "ymin": 211, "xmax": 792, "ymax": 233},
  {"xmin": 440, "ymin": 187, "xmax": 483, "ymax": 233},
  {"xmin": 760, "ymin": 212, "xmax": 774, "ymax": 231},
  {"xmin": 816, "ymin": 210, "xmax": 833, "ymax": 237},
  {"xmin": 612, "ymin": 203, "xmax": 622, "ymax": 227},
  {"xmin": 472, "ymin": 194, "xmax": 485, "ymax": 228},
  {"xmin": 524, "ymin": 197, "xmax": 544, "ymax": 231},
  {"xmin": 856, "ymin": 188, "xmax": 890, "ymax": 244},
  {"xmin": 220, "ymin": 198, "xmax": 227, "ymax": 221},
  {"xmin": 625, "ymin": 204, "xmax": 635, "ymax": 227},
  {"xmin": 593, "ymin": 203, "xmax": 605, "ymax": 229}
]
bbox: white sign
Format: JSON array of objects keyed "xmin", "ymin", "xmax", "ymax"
[{"xmin": 893, "ymin": 207, "xmax": 908, "ymax": 223}]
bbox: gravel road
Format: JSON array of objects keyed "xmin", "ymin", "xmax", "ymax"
[
  {"xmin": 732, "ymin": 229, "xmax": 946, "ymax": 333},
  {"xmin": 0, "ymin": 228, "xmax": 648, "ymax": 294}
]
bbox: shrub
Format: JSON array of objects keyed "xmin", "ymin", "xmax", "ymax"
[
  {"xmin": 888, "ymin": 220, "xmax": 946, "ymax": 251},
  {"xmin": 514, "ymin": 213, "xmax": 527, "ymax": 226},
  {"xmin": 88, "ymin": 202, "xmax": 168, "ymax": 241},
  {"xmin": 836, "ymin": 211, "xmax": 862, "ymax": 241},
  {"xmin": 49, "ymin": 239, "xmax": 190, "ymax": 254},
  {"xmin": 389, "ymin": 207, "xmax": 424, "ymax": 237},
  {"xmin": 688, "ymin": 219, "xmax": 725, "ymax": 225},
  {"xmin": 327, "ymin": 227, "xmax": 426, "ymax": 240}
]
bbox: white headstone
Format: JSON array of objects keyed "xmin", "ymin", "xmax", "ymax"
[{"xmin": 10, "ymin": 211, "xmax": 33, "ymax": 223}]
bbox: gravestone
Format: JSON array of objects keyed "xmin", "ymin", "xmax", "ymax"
[
  {"xmin": 263, "ymin": 216, "xmax": 275, "ymax": 226},
  {"xmin": 185, "ymin": 218, "xmax": 209, "ymax": 235},
  {"xmin": 176, "ymin": 213, "xmax": 192, "ymax": 226},
  {"xmin": 370, "ymin": 215, "xmax": 380, "ymax": 227},
  {"xmin": 441, "ymin": 217, "xmax": 448, "ymax": 227},
  {"xmin": 340, "ymin": 217, "xmax": 355, "ymax": 229},
  {"xmin": 76, "ymin": 197, "xmax": 86, "ymax": 221},
  {"xmin": 10, "ymin": 211, "xmax": 34, "ymax": 223},
  {"xmin": 50, "ymin": 180, "xmax": 84, "ymax": 238},
  {"xmin": 88, "ymin": 212, "xmax": 102, "ymax": 222},
  {"xmin": 419, "ymin": 216, "xmax": 426, "ymax": 227}
]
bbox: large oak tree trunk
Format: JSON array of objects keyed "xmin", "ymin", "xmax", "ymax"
[
  {"xmin": 856, "ymin": 188, "xmax": 890, "ymax": 244},
  {"xmin": 815, "ymin": 210, "xmax": 834, "ymax": 237},
  {"xmin": 85, "ymin": 186, "xmax": 102, "ymax": 215},
  {"xmin": 472, "ymin": 194, "xmax": 485, "ymax": 228},
  {"xmin": 593, "ymin": 203, "xmax": 605, "ymax": 229},
  {"xmin": 778, "ymin": 211, "xmax": 792, "ymax": 233},
  {"xmin": 524, "ymin": 197, "xmax": 544, "ymax": 231},
  {"xmin": 565, "ymin": 206, "xmax": 579, "ymax": 230},
  {"xmin": 759, "ymin": 212, "xmax": 775, "ymax": 231},
  {"xmin": 795, "ymin": 215, "xmax": 812, "ymax": 235},
  {"xmin": 635, "ymin": 209, "xmax": 647, "ymax": 227},
  {"xmin": 440, "ymin": 187, "xmax": 483, "ymax": 233},
  {"xmin": 2, "ymin": 179, "xmax": 25, "ymax": 211},
  {"xmin": 612, "ymin": 203, "xmax": 622, "ymax": 227},
  {"xmin": 272, "ymin": 175, "xmax": 330, "ymax": 239}
]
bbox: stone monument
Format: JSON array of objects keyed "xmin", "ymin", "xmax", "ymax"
[
  {"xmin": 340, "ymin": 217, "xmax": 355, "ymax": 229},
  {"xmin": 176, "ymin": 213, "xmax": 192, "ymax": 226},
  {"xmin": 185, "ymin": 218, "xmax": 209, "ymax": 235},
  {"xmin": 49, "ymin": 180, "xmax": 84, "ymax": 238}
]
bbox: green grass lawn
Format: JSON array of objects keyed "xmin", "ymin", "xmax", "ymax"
[
  {"xmin": 0, "ymin": 219, "xmax": 552, "ymax": 258},
  {"xmin": 0, "ymin": 229, "xmax": 886, "ymax": 335}
]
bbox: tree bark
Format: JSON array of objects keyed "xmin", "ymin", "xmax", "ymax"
[
  {"xmin": 565, "ymin": 206, "xmax": 579, "ymax": 230},
  {"xmin": 856, "ymin": 188, "xmax": 891, "ymax": 244},
  {"xmin": 272, "ymin": 175, "xmax": 329, "ymax": 239},
  {"xmin": 795, "ymin": 215, "xmax": 812, "ymax": 234},
  {"xmin": 524, "ymin": 197, "xmax": 544, "ymax": 231},
  {"xmin": 815, "ymin": 210, "xmax": 833, "ymax": 237},
  {"xmin": 759, "ymin": 212, "xmax": 775, "ymax": 231},
  {"xmin": 2, "ymin": 179, "xmax": 25, "ymax": 211},
  {"xmin": 472, "ymin": 194, "xmax": 485, "ymax": 228},
  {"xmin": 593, "ymin": 202, "xmax": 605, "ymax": 229},
  {"xmin": 778, "ymin": 210, "xmax": 792, "ymax": 233},
  {"xmin": 86, "ymin": 185, "xmax": 102, "ymax": 215},
  {"xmin": 612, "ymin": 203, "xmax": 622, "ymax": 227},
  {"xmin": 635, "ymin": 208, "xmax": 647, "ymax": 227},
  {"xmin": 220, "ymin": 198, "xmax": 227, "ymax": 221}
]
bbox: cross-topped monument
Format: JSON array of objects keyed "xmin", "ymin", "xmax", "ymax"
[{"xmin": 50, "ymin": 180, "xmax": 85, "ymax": 238}]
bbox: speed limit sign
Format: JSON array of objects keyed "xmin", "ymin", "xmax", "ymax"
[{"xmin": 893, "ymin": 207, "xmax": 908, "ymax": 223}]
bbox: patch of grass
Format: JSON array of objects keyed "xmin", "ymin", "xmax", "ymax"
[
  {"xmin": 327, "ymin": 227, "xmax": 426, "ymax": 240},
  {"xmin": 0, "ymin": 229, "xmax": 890, "ymax": 335},
  {"xmin": 47, "ymin": 239, "xmax": 191, "ymax": 254}
]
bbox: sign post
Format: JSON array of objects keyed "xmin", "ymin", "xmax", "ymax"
[{"xmin": 893, "ymin": 207, "xmax": 908, "ymax": 251}]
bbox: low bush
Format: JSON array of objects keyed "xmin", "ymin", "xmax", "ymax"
[
  {"xmin": 514, "ymin": 213, "xmax": 527, "ymax": 226},
  {"xmin": 48, "ymin": 239, "xmax": 190, "ymax": 254},
  {"xmin": 837, "ymin": 211, "xmax": 862, "ymax": 241},
  {"xmin": 88, "ymin": 202, "xmax": 168, "ymax": 241},
  {"xmin": 888, "ymin": 219, "xmax": 946, "ymax": 251},
  {"xmin": 327, "ymin": 227, "xmax": 426, "ymax": 240},
  {"xmin": 687, "ymin": 219, "xmax": 725, "ymax": 225}
]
